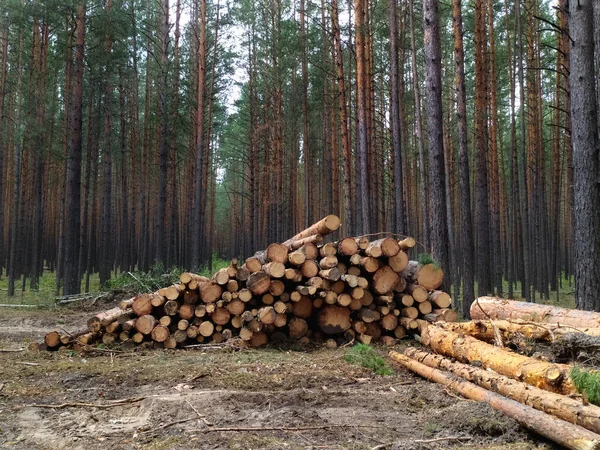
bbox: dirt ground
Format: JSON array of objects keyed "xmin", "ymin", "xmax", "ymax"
[{"xmin": 0, "ymin": 305, "xmax": 555, "ymax": 450}]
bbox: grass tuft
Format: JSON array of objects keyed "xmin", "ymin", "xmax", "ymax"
[
  {"xmin": 344, "ymin": 343, "xmax": 394, "ymax": 376},
  {"xmin": 418, "ymin": 253, "xmax": 440, "ymax": 269},
  {"xmin": 571, "ymin": 367, "xmax": 600, "ymax": 405}
]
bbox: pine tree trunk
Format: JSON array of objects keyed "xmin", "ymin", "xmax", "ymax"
[
  {"xmin": 569, "ymin": 0, "xmax": 600, "ymax": 311},
  {"xmin": 156, "ymin": 0, "xmax": 170, "ymax": 265},
  {"xmin": 423, "ymin": 0, "xmax": 449, "ymax": 284},
  {"xmin": 389, "ymin": 0, "xmax": 404, "ymax": 235},
  {"xmin": 452, "ymin": 0, "xmax": 474, "ymax": 317}
]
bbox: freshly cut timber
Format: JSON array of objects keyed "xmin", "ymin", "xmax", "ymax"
[
  {"xmin": 318, "ymin": 305, "xmax": 351, "ymax": 334},
  {"xmin": 286, "ymin": 234, "xmax": 323, "ymax": 250},
  {"xmin": 401, "ymin": 261, "xmax": 444, "ymax": 290},
  {"xmin": 39, "ymin": 221, "xmax": 457, "ymax": 352},
  {"xmin": 471, "ymin": 297, "xmax": 600, "ymax": 328},
  {"xmin": 132, "ymin": 294, "xmax": 154, "ymax": 316},
  {"xmin": 199, "ymin": 282, "xmax": 222, "ymax": 303},
  {"xmin": 246, "ymin": 271, "xmax": 271, "ymax": 295},
  {"xmin": 390, "ymin": 352, "xmax": 600, "ymax": 450},
  {"xmin": 87, "ymin": 306, "xmax": 129, "ymax": 332},
  {"xmin": 422, "ymin": 325, "xmax": 577, "ymax": 395},
  {"xmin": 372, "ymin": 266, "xmax": 400, "ymax": 294},
  {"xmin": 437, "ymin": 320, "xmax": 600, "ymax": 343},
  {"xmin": 404, "ymin": 347, "xmax": 600, "ymax": 434},
  {"xmin": 398, "ymin": 237, "xmax": 416, "ymax": 250},
  {"xmin": 281, "ymin": 214, "xmax": 341, "ymax": 247},
  {"xmin": 366, "ymin": 238, "xmax": 400, "ymax": 257},
  {"xmin": 387, "ymin": 250, "xmax": 409, "ymax": 272}
]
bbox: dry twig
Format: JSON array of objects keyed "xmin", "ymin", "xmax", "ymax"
[
  {"xmin": 414, "ymin": 436, "xmax": 471, "ymax": 444},
  {"xmin": 27, "ymin": 397, "xmax": 145, "ymax": 409}
]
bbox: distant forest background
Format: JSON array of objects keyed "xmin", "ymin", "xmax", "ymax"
[{"xmin": 1, "ymin": 0, "xmax": 598, "ymax": 313}]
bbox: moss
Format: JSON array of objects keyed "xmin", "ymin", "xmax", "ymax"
[
  {"xmin": 571, "ymin": 366, "xmax": 600, "ymax": 405},
  {"xmin": 344, "ymin": 343, "xmax": 394, "ymax": 376}
]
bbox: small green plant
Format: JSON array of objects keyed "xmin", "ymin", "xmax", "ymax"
[
  {"xmin": 418, "ymin": 253, "xmax": 440, "ymax": 269},
  {"xmin": 571, "ymin": 367, "xmax": 600, "ymax": 405},
  {"xmin": 344, "ymin": 343, "xmax": 394, "ymax": 376},
  {"xmin": 106, "ymin": 263, "xmax": 184, "ymax": 292}
]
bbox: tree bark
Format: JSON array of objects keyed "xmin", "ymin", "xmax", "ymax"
[
  {"xmin": 570, "ymin": 0, "xmax": 600, "ymax": 311},
  {"xmin": 63, "ymin": 2, "xmax": 85, "ymax": 295}
]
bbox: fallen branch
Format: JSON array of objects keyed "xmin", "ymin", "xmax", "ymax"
[
  {"xmin": 26, "ymin": 397, "xmax": 145, "ymax": 409},
  {"xmin": 414, "ymin": 436, "xmax": 471, "ymax": 444},
  {"xmin": 198, "ymin": 424, "xmax": 388, "ymax": 433},
  {"xmin": 141, "ymin": 416, "xmax": 198, "ymax": 434},
  {"xmin": 0, "ymin": 347, "xmax": 25, "ymax": 352}
]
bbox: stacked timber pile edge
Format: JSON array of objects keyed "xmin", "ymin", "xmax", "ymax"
[{"xmin": 37, "ymin": 215, "xmax": 457, "ymax": 351}]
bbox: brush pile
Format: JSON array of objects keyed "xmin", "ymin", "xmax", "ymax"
[{"xmin": 37, "ymin": 215, "xmax": 457, "ymax": 351}]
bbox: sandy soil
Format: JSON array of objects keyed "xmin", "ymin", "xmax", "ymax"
[{"xmin": 0, "ymin": 306, "xmax": 553, "ymax": 450}]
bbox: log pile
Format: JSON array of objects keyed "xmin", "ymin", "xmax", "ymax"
[
  {"xmin": 393, "ymin": 298, "xmax": 600, "ymax": 449},
  {"xmin": 39, "ymin": 215, "xmax": 457, "ymax": 351}
]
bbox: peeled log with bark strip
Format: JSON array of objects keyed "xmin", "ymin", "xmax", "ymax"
[
  {"xmin": 372, "ymin": 266, "xmax": 400, "ymax": 295},
  {"xmin": 318, "ymin": 306, "xmax": 351, "ymax": 334},
  {"xmin": 389, "ymin": 351, "xmax": 600, "ymax": 450},
  {"xmin": 281, "ymin": 215, "xmax": 341, "ymax": 246},
  {"xmin": 405, "ymin": 347, "xmax": 600, "ymax": 434},
  {"xmin": 471, "ymin": 297, "xmax": 600, "ymax": 328},
  {"xmin": 421, "ymin": 325, "xmax": 577, "ymax": 395}
]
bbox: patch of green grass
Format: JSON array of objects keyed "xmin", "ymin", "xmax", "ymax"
[
  {"xmin": 418, "ymin": 253, "xmax": 440, "ymax": 269},
  {"xmin": 571, "ymin": 367, "xmax": 600, "ymax": 405},
  {"xmin": 344, "ymin": 343, "xmax": 394, "ymax": 376}
]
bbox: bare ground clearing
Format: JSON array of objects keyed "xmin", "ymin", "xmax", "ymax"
[{"xmin": 0, "ymin": 306, "xmax": 552, "ymax": 449}]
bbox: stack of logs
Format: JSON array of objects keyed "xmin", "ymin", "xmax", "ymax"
[
  {"xmin": 392, "ymin": 298, "xmax": 600, "ymax": 449},
  {"xmin": 41, "ymin": 215, "xmax": 456, "ymax": 351}
]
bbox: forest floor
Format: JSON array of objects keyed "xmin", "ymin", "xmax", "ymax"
[{"xmin": 0, "ymin": 302, "xmax": 556, "ymax": 450}]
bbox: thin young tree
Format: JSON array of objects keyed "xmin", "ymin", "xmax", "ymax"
[{"xmin": 452, "ymin": 0, "xmax": 474, "ymax": 316}]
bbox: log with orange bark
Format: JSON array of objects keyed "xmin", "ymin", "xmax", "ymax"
[
  {"xmin": 471, "ymin": 297, "xmax": 600, "ymax": 328},
  {"xmin": 404, "ymin": 347, "xmax": 600, "ymax": 434},
  {"xmin": 421, "ymin": 325, "xmax": 577, "ymax": 395},
  {"xmin": 438, "ymin": 320, "xmax": 600, "ymax": 342},
  {"xmin": 389, "ymin": 351, "xmax": 600, "ymax": 450}
]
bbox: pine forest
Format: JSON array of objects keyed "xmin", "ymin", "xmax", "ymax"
[{"xmin": 1, "ymin": 0, "xmax": 599, "ymax": 314}]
